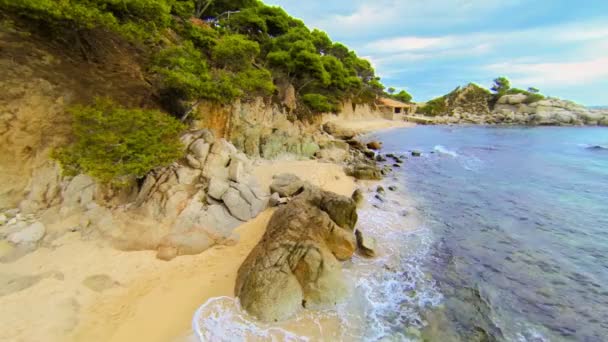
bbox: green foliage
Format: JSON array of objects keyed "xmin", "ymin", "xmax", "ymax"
[
  {"xmin": 53, "ymin": 98, "xmax": 184, "ymax": 185},
  {"xmin": 419, "ymin": 97, "xmax": 448, "ymax": 116},
  {"xmin": 528, "ymin": 87, "xmax": 540, "ymax": 94},
  {"xmin": 5, "ymin": 0, "xmax": 390, "ymax": 117},
  {"xmin": 505, "ymin": 87, "xmax": 545, "ymax": 104},
  {"xmin": 392, "ymin": 90, "xmax": 412, "ymax": 103},
  {"xmin": 231, "ymin": 68, "xmax": 276, "ymax": 98},
  {"xmin": 302, "ymin": 94, "xmax": 339, "ymax": 113},
  {"xmin": 212, "ymin": 34, "xmax": 260, "ymax": 71},
  {"xmin": 152, "ymin": 42, "xmax": 211, "ymax": 101},
  {"xmin": 523, "ymin": 93, "xmax": 545, "ymax": 104},
  {"xmin": 1, "ymin": 0, "xmax": 174, "ymax": 40},
  {"xmin": 491, "ymin": 76, "xmax": 511, "ymax": 94}
]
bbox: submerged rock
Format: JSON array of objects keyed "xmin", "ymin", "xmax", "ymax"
[
  {"xmin": 411, "ymin": 150, "xmax": 422, "ymax": 157},
  {"xmin": 235, "ymin": 176, "xmax": 358, "ymax": 322}
]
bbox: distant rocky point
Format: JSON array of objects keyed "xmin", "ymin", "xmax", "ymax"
[{"xmin": 409, "ymin": 83, "xmax": 608, "ymax": 126}]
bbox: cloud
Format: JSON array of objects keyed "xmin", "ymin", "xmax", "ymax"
[
  {"xmin": 313, "ymin": 0, "xmax": 524, "ymax": 38},
  {"xmin": 485, "ymin": 58, "xmax": 608, "ymax": 86}
]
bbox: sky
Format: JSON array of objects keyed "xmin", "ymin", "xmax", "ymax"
[{"xmin": 263, "ymin": 0, "xmax": 608, "ymax": 106}]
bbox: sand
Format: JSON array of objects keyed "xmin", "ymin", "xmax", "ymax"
[
  {"xmin": 0, "ymin": 160, "xmax": 359, "ymax": 342},
  {"xmin": 326, "ymin": 118, "xmax": 414, "ymax": 135}
]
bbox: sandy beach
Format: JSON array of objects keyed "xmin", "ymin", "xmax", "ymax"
[
  {"xmin": 0, "ymin": 118, "xmax": 411, "ymax": 342},
  {"xmin": 0, "ymin": 160, "xmax": 358, "ymax": 342}
]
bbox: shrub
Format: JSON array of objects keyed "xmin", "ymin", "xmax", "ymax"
[
  {"xmin": 523, "ymin": 93, "xmax": 545, "ymax": 104},
  {"xmin": 211, "ymin": 34, "xmax": 260, "ymax": 71},
  {"xmin": 302, "ymin": 93, "xmax": 338, "ymax": 113},
  {"xmin": 53, "ymin": 98, "xmax": 184, "ymax": 185},
  {"xmin": 151, "ymin": 42, "xmax": 211, "ymax": 101}
]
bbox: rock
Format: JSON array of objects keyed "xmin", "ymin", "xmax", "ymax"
[
  {"xmin": 269, "ymin": 192, "xmax": 288, "ymax": 207},
  {"xmin": 176, "ymin": 167, "xmax": 201, "ymax": 185},
  {"xmin": 355, "ymin": 229, "xmax": 376, "ymax": 258},
  {"xmin": 208, "ymin": 177, "xmax": 230, "ymax": 200},
  {"xmin": 270, "ymin": 174, "xmax": 306, "ymax": 197},
  {"xmin": 351, "ymin": 189, "xmax": 364, "ymax": 207},
  {"xmin": 235, "ymin": 181, "xmax": 357, "ymax": 321},
  {"xmin": 366, "ymin": 141, "xmax": 382, "ymax": 150},
  {"xmin": 363, "ymin": 149, "xmax": 376, "ymax": 159},
  {"xmin": 61, "ymin": 174, "xmax": 96, "ymax": 215},
  {"xmin": 202, "ymin": 139, "xmax": 236, "ymax": 180},
  {"xmin": 186, "ymin": 154, "xmax": 202, "ymax": 169},
  {"xmin": 388, "ymin": 186, "xmax": 397, "ymax": 191},
  {"xmin": 0, "ymin": 214, "xmax": 6, "ymax": 225},
  {"xmin": 189, "ymin": 139, "xmax": 211, "ymax": 164},
  {"xmin": 374, "ymin": 194, "xmax": 384, "ymax": 202},
  {"xmin": 228, "ymin": 160, "xmax": 243, "ymax": 183},
  {"xmin": 375, "ymin": 154, "xmax": 387, "ymax": 162},
  {"xmin": 411, "ymin": 151, "xmax": 422, "ymax": 157},
  {"xmin": 222, "ymin": 188, "xmax": 252, "ymax": 221},
  {"xmin": 497, "ymin": 93, "xmax": 527, "ymax": 105},
  {"xmin": 8, "ymin": 221, "xmax": 45, "ymax": 244},
  {"xmin": 346, "ymin": 164, "xmax": 383, "ymax": 180},
  {"xmin": 393, "ymin": 163, "xmax": 401, "ymax": 168},
  {"xmin": 322, "ymin": 122, "xmax": 355, "ymax": 139}
]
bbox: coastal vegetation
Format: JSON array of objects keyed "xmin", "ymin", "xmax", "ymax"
[
  {"xmin": 419, "ymin": 77, "xmax": 545, "ymax": 116},
  {"xmin": 52, "ymin": 98, "xmax": 185, "ymax": 186},
  {"xmin": 0, "ymin": 0, "xmax": 383, "ymax": 117},
  {"xmin": 1, "ymin": 0, "xmax": 386, "ymax": 183}
]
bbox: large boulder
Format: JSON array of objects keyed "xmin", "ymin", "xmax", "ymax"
[
  {"xmin": 322, "ymin": 122, "xmax": 356, "ymax": 140},
  {"xmin": 346, "ymin": 164, "xmax": 383, "ymax": 180},
  {"xmin": 235, "ymin": 177, "xmax": 358, "ymax": 322}
]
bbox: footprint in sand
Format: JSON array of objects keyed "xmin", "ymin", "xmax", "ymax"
[{"xmin": 82, "ymin": 274, "xmax": 120, "ymax": 292}]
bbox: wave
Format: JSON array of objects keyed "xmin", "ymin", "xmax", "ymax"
[
  {"xmin": 433, "ymin": 145, "xmax": 459, "ymax": 157},
  {"xmin": 192, "ymin": 187, "xmax": 442, "ymax": 341}
]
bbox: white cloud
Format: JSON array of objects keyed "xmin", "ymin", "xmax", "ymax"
[
  {"xmin": 313, "ymin": 0, "xmax": 524, "ymax": 38},
  {"xmin": 485, "ymin": 58, "xmax": 608, "ymax": 86}
]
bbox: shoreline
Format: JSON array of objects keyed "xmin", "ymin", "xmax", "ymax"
[{"xmin": 0, "ymin": 119, "xmax": 414, "ymax": 342}]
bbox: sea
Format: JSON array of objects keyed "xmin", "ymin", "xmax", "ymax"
[{"xmin": 192, "ymin": 126, "xmax": 608, "ymax": 341}]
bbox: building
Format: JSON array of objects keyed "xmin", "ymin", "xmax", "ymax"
[{"xmin": 377, "ymin": 98, "xmax": 417, "ymax": 120}]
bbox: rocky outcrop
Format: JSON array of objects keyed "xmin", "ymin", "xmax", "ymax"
[
  {"xmin": 1, "ymin": 129, "xmax": 269, "ymax": 261},
  {"xmin": 235, "ymin": 174, "xmax": 358, "ymax": 322},
  {"xmin": 493, "ymin": 98, "xmax": 608, "ymax": 126},
  {"xmin": 413, "ymin": 84, "xmax": 608, "ymax": 126}
]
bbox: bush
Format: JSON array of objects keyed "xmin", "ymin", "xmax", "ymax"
[
  {"xmin": 523, "ymin": 93, "xmax": 545, "ymax": 104},
  {"xmin": 211, "ymin": 34, "xmax": 260, "ymax": 71},
  {"xmin": 151, "ymin": 42, "xmax": 211, "ymax": 101},
  {"xmin": 53, "ymin": 98, "xmax": 184, "ymax": 185},
  {"xmin": 1, "ymin": 0, "xmax": 174, "ymax": 40},
  {"xmin": 302, "ymin": 93, "xmax": 338, "ymax": 113}
]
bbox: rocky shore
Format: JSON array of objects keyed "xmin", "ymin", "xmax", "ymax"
[
  {"xmin": 0, "ymin": 117, "xmax": 406, "ymax": 341},
  {"xmin": 409, "ymin": 83, "xmax": 608, "ymax": 126}
]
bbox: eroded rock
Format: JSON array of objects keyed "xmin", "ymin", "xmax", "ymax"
[{"xmin": 235, "ymin": 177, "xmax": 358, "ymax": 322}]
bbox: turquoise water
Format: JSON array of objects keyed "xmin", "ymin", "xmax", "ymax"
[{"xmin": 374, "ymin": 126, "xmax": 608, "ymax": 341}]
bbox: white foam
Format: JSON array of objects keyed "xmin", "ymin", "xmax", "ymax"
[
  {"xmin": 192, "ymin": 186, "xmax": 442, "ymax": 341},
  {"xmin": 433, "ymin": 145, "xmax": 458, "ymax": 157}
]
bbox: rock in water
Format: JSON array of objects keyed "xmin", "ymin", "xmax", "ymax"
[
  {"xmin": 367, "ymin": 141, "xmax": 382, "ymax": 150},
  {"xmin": 411, "ymin": 150, "xmax": 422, "ymax": 157},
  {"xmin": 355, "ymin": 229, "xmax": 376, "ymax": 258},
  {"xmin": 235, "ymin": 177, "xmax": 358, "ymax": 322}
]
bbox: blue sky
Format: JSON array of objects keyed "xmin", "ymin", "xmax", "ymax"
[{"xmin": 263, "ymin": 0, "xmax": 608, "ymax": 106}]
